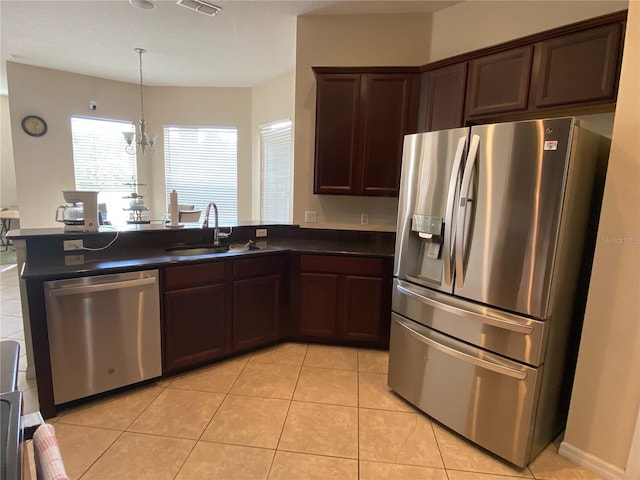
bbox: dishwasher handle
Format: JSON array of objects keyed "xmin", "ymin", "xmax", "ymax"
[{"xmin": 48, "ymin": 276, "xmax": 157, "ymax": 297}]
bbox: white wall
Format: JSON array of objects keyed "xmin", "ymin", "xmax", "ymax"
[
  {"xmin": 293, "ymin": 14, "xmax": 433, "ymax": 231},
  {"xmin": 429, "ymin": 0, "xmax": 628, "ymax": 61},
  {"xmin": 563, "ymin": 0, "xmax": 640, "ymax": 472},
  {"xmin": 1, "ymin": 95, "xmax": 17, "ymax": 208},
  {"xmin": 7, "ymin": 63, "xmax": 140, "ymax": 228},
  {"xmin": 251, "ymin": 70, "xmax": 295, "ymax": 220},
  {"xmin": 6, "ymin": 63, "xmax": 255, "ymax": 227},
  {"xmin": 144, "ymin": 86, "xmax": 252, "ymax": 221}
]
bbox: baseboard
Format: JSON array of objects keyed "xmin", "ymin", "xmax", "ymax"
[
  {"xmin": 26, "ymin": 365, "xmax": 36, "ymax": 380},
  {"xmin": 559, "ymin": 441, "xmax": 626, "ymax": 479}
]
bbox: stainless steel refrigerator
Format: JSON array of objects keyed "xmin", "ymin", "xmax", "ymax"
[{"xmin": 388, "ymin": 117, "xmax": 610, "ymax": 467}]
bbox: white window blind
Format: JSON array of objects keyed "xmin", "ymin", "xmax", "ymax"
[
  {"xmin": 164, "ymin": 126, "xmax": 238, "ymax": 224},
  {"xmin": 260, "ymin": 120, "xmax": 292, "ymax": 223},
  {"xmin": 71, "ymin": 117, "xmax": 136, "ymax": 225}
]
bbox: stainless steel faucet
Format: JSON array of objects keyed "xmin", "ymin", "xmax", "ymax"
[{"xmin": 203, "ymin": 202, "xmax": 232, "ymax": 246}]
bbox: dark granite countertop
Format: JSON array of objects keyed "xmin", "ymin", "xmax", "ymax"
[{"xmin": 18, "ymin": 226, "xmax": 395, "ymax": 280}]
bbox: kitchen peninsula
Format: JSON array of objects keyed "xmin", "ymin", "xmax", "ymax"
[{"xmin": 9, "ymin": 224, "xmax": 394, "ymax": 418}]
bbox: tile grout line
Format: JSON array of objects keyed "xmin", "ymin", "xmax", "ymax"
[
  {"xmin": 357, "ymin": 348, "xmax": 361, "ymax": 480},
  {"xmin": 171, "ymin": 351, "xmax": 254, "ymax": 480},
  {"xmin": 76, "ymin": 428, "xmax": 127, "ymax": 479},
  {"xmin": 174, "ymin": 352, "xmax": 264, "ymax": 480},
  {"xmin": 48, "ymin": 363, "xmax": 166, "ymax": 478},
  {"xmin": 265, "ymin": 343, "xmax": 308, "ymax": 479}
]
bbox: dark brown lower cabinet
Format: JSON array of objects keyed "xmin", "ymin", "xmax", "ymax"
[
  {"xmin": 232, "ymin": 254, "xmax": 287, "ymax": 351},
  {"xmin": 342, "ymin": 275, "xmax": 384, "ymax": 343},
  {"xmin": 299, "ymin": 272, "xmax": 340, "ymax": 338},
  {"xmin": 163, "ymin": 284, "xmax": 230, "ymax": 372},
  {"xmin": 162, "ymin": 261, "xmax": 231, "ymax": 373},
  {"xmin": 298, "ymin": 254, "xmax": 392, "ymax": 347}
]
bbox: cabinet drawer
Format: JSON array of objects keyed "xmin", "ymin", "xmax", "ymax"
[
  {"xmin": 164, "ymin": 261, "xmax": 226, "ymax": 290},
  {"xmin": 233, "ymin": 254, "xmax": 285, "ymax": 280},
  {"xmin": 301, "ymin": 255, "xmax": 383, "ymax": 276}
]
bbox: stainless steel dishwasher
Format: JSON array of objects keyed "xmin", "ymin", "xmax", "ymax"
[{"xmin": 44, "ymin": 269, "xmax": 161, "ymax": 405}]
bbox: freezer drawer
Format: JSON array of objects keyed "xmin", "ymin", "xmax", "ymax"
[
  {"xmin": 44, "ymin": 270, "xmax": 161, "ymax": 405},
  {"xmin": 393, "ymin": 279, "xmax": 547, "ymax": 366},
  {"xmin": 388, "ymin": 314, "xmax": 542, "ymax": 467}
]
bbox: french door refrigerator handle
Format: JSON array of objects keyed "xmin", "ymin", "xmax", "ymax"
[
  {"xmin": 394, "ymin": 316, "xmax": 528, "ymax": 380},
  {"xmin": 396, "ymin": 282, "xmax": 534, "ymax": 335},
  {"xmin": 443, "ymin": 136, "xmax": 467, "ymax": 286},
  {"xmin": 455, "ymin": 134, "xmax": 480, "ymax": 288},
  {"xmin": 47, "ymin": 276, "xmax": 157, "ymax": 297}
]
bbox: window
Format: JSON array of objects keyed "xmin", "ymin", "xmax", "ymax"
[
  {"xmin": 260, "ymin": 120, "xmax": 292, "ymax": 223},
  {"xmin": 164, "ymin": 126, "xmax": 238, "ymax": 224},
  {"xmin": 71, "ymin": 117, "xmax": 136, "ymax": 225}
]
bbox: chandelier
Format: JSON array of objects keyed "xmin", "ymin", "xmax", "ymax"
[{"xmin": 124, "ymin": 48, "xmax": 157, "ymax": 155}]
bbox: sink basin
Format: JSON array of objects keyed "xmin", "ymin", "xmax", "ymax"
[
  {"xmin": 165, "ymin": 242, "xmax": 259, "ymax": 256},
  {"xmin": 165, "ymin": 244, "xmax": 229, "ymax": 255},
  {"xmin": 228, "ymin": 243, "xmax": 260, "ymax": 252},
  {"xmin": 168, "ymin": 246, "xmax": 230, "ymax": 256}
]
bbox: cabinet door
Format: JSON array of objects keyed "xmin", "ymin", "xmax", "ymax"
[
  {"xmin": 233, "ymin": 275, "xmax": 282, "ymax": 351},
  {"xmin": 341, "ymin": 275, "xmax": 383, "ymax": 342},
  {"xmin": 533, "ymin": 23, "xmax": 623, "ymax": 108},
  {"xmin": 299, "ymin": 272, "xmax": 339, "ymax": 338},
  {"xmin": 163, "ymin": 284, "xmax": 229, "ymax": 372},
  {"xmin": 314, "ymin": 74, "xmax": 361, "ymax": 195},
  {"xmin": 419, "ymin": 63, "xmax": 468, "ymax": 132},
  {"xmin": 360, "ymin": 74, "xmax": 415, "ymax": 196},
  {"xmin": 466, "ymin": 46, "xmax": 533, "ymax": 117}
]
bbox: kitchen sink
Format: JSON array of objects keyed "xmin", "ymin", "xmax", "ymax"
[
  {"xmin": 165, "ymin": 241, "xmax": 259, "ymax": 256},
  {"xmin": 168, "ymin": 246, "xmax": 230, "ymax": 255}
]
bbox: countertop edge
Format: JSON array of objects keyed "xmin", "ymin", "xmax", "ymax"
[{"xmin": 20, "ymin": 240, "xmax": 395, "ymax": 280}]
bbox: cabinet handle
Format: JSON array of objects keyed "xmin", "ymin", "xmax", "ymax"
[
  {"xmin": 443, "ymin": 136, "xmax": 467, "ymax": 286},
  {"xmin": 455, "ymin": 134, "xmax": 480, "ymax": 288}
]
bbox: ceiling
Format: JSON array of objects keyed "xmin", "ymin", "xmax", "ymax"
[{"xmin": 0, "ymin": 0, "xmax": 458, "ymax": 95}]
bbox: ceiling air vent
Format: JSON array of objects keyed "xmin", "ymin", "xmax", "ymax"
[{"xmin": 176, "ymin": 0, "xmax": 221, "ymax": 16}]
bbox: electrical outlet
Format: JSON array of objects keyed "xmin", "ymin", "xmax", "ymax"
[
  {"xmin": 256, "ymin": 228, "xmax": 268, "ymax": 238},
  {"xmin": 361, "ymin": 213, "xmax": 369, "ymax": 225},
  {"xmin": 305, "ymin": 211, "xmax": 317, "ymax": 223},
  {"xmin": 63, "ymin": 239, "xmax": 84, "ymax": 251}
]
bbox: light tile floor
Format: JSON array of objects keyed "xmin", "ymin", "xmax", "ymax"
[{"xmin": 0, "ymin": 262, "xmax": 604, "ymax": 480}]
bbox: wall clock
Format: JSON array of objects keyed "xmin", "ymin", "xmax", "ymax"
[{"xmin": 21, "ymin": 115, "xmax": 48, "ymax": 137}]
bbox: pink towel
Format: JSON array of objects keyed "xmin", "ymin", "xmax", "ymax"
[{"xmin": 32, "ymin": 424, "xmax": 70, "ymax": 480}]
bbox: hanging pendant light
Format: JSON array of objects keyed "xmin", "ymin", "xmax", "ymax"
[{"xmin": 124, "ymin": 48, "xmax": 157, "ymax": 155}]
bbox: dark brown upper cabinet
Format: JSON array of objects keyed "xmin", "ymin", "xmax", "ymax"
[
  {"xmin": 313, "ymin": 73, "xmax": 361, "ymax": 195},
  {"xmin": 532, "ymin": 23, "xmax": 624, "ymax": 109},
  {"xmin": 313, "ymin": 68, "xmax": 418, "ymax": 197},
  {"xmin": 418, "ymin": 62, "xmax": 468, "ymax": 132},
  {"xmin": 465, "ymin": 46, "xmax": 534, "ymax": 118}
]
